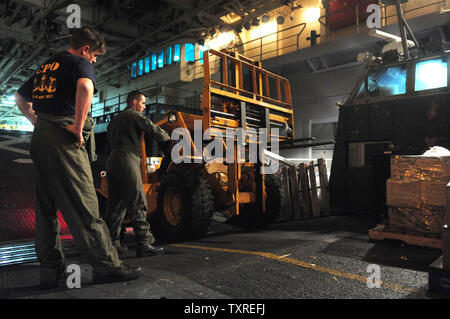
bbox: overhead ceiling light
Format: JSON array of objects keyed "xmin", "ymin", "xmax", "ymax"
[
  {"xmin": 251, "ymin": 18, "xmax": 260, "ymax": 26},
  {"xmin": 262, "ymin": 15, "xmax": 270, "ymax": 23},
  {"xmin": 304, "ymin": 7, "xmax": 320, "ymax": 23},
  {"xmin": 276, "ymin": 16, "xmax": 285, "ymax": 25},
  {"xmin": 206, "ymin": 32, "xmax": 235, "ymax": 49},
  {"xmin": 244, "ymin": 22, "xmax": 251, "ymax": 30}
]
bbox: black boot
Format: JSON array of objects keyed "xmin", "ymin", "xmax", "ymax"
[
  {"xmin": 112, "ymin": 241, "xmax": 129, "ymax": 257},
  {"xmin": 92, "ymin": 264, "xmax": 142, "ymax": 284},
  {"xmin": 136, "ymin": 244, "xmax": 165, "ymax": 257}
]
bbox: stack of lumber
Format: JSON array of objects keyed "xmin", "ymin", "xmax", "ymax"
[{"xmin": 386, "ymin": 155, "xmax": 450, "ymax": 236}]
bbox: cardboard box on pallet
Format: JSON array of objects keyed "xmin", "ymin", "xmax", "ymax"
[
  {"xmin": 387, "ymin": 206, "xmax": 446, "ymax": 235},
  {"xmin": 386, "ymin": 155, "xmax": 450, "ymax": 235},
  {"xmin": 390, "ymin": 155, "xmax": 450, "ymax": 183}
]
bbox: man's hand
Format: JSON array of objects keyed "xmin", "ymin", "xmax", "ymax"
[
  {"xmin": 69, "ymin": 78, "xmax": 94, "ymax": 149},
  {"xmin": 15, "ymin": 92, "xmax": 36, "ymax": 126},
  {"xmin": 161, "ymin": 140, "xmax": 175, "ymax": 155},
  {"xmin": 62, "ymin": 124, "xmax": 84, "ymax": 149}
]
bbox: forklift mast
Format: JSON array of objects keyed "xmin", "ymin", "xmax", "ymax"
[{"xmin": 200, "ymin": 49, "xmax": 294, "ymax": 214}]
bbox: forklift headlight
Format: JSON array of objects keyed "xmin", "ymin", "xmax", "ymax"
[{"xmin": 168, "ymin": 113, "xmax": 177, "ymax": 123}]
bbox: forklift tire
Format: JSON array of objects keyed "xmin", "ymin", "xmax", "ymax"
[
  {"xmin": 233, "ymin": 174, "xmax": 284, "ymax": 229},
  {"xmin": 151, "ymin": 170, "xmax": 215, "ymax": 242}
]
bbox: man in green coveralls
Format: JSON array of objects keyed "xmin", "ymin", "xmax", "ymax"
[
  {"xmin": 15, "ymin": 27, "xmax": 141, "ymax": 289},
  {"xmin": 105, "ymin": 90, "xmax": 170, "ymax": 257}
]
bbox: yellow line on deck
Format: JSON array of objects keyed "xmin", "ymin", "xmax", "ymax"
[{"xmin": 171, "ymin": 244, "xmax": 421, "ymax": 295}]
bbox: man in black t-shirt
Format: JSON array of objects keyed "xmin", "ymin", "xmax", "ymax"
[{"xmin": 15, "ymin": 27, "xmax": 141, "ymax": 289}]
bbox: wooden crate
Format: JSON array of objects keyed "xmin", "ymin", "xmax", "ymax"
[
  {"xmin": 386, "ymin": 155, "xmax": 450, "ymax": 236},
  {"xmin": 388, "ymin": 206, "xmax": 446, "ymax": 235},
  {"xmin": 390, "ymin": 155, "xmax": 450, "ymax": 183},
  {"xmin": 387, "ymin": 180, "xmax": 447, "ymax": 208}
]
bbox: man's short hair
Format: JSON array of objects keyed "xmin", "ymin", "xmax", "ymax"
[
  {"xmin": 71, "ymin": 27, "xmax": 106, "ymax": 54},
  {"xmin": 127, "ymin": 90, "xmax": 144, "ymax": 106}
]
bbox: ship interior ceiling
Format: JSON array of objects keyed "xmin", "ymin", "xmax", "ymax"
[{"xmin": 0, "ymin": 0, "xmax": 450, "ymax": 300}]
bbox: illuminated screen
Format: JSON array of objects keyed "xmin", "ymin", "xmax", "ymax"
[
  {"xmin": 131, "ymin": 62, "xmax": 137, "ymax": 78},
  {"xmin": 138, "ymin": 59, "xmax": 144, "ymax": 76},
  {"xmin": 367, "ymin": 65, "xmax": 407, "ymax": 97},
  {"xmin": 144, "ymin": 57, "xmax": 150, "ymax": 73},
  {"xmin": 173, "ymin": 44, "xmax": 180, "ymax": 62},
  {"xmin": 151, "ymin": 54, "xmax": 157, "ymax": 71},
  {"xmin": 166, "ymin": 46, "xmax": 172, "ymax": 65},
  {"xmin": 158, "ymin": 51, "xmax": 164, "ymax": 68},
  {"xmin": 185, "ymin": 43, "xmax": 195, "ymax": 62},
  {"xmin": 415, "ymin": 59, "xmax": 448, "ymax": 91}
]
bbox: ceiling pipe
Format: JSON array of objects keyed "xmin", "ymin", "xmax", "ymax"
[{"xmin": 0, "ymin": 43, "xmax": 20, "ymax": 70}]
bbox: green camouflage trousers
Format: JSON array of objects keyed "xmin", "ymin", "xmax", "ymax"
[
  {"xmin": 30, "ymin": 114, "xmax": 122, "ymax": 282},
  {"xmin": 104, "ymin": 150, "xmax": 155, "ymax": 246}
]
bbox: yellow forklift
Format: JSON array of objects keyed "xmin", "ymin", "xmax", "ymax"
[{"xmin": 97, "ymin": 49, "xmax": 295, "ymax": 242}]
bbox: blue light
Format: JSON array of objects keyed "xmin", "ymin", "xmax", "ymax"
[
  {"xmin": 165, "ymin": 46, "xmax": 172, "ymax": 65},
  {"xmin": 185, "ymin": 43, "xmax": 195, "ymax": 62},
  {"xmin": 173, "ymin": 44, "xmax": 180, "ymax": 62},
  {"xmin": 144, "ymin": 57, "xmax": 150, "ymax": 73},
  {"xmin": 131, "ymin": 62, "xmax": 137, "ymax": 78},
  {"xmin": 415, "ymin": 59, "xmax": 448, "ymax": 91},
  {"xmin": 151, "ymin": 54, "xmax": 157, "ymax": 71},
  {"xmin": 158, "ymin": 51, "xmax": 164, "ymax": 68},
  {"xmin": 138, "ymin": 59, "xmax": 144, "ymax": 76},
  {"xmin": 199, "ymin": 45, "xmax": 209, "ymax": 64}
]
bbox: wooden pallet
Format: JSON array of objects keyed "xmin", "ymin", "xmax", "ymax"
[{"xmin": 368, "ymin": 224, "xmax": 442, "ymax": 249}]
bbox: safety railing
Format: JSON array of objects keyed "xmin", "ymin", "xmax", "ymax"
[
  {"xmin": 190, "ymin": 0, "xmax": 445, "ymax": 79},
  {"xmin": 318, "ymin": 0, "xmax": 446, "ymax": 42},
  {"xmin": 93, "ymin": 0, "xmax": 445, "ymax": 117},
  {"xmin": 91, "ymin": 84, "xmax": 201, "ymax": 124},
  {"xmin": 193, "ymin": 22, "xmax": 308, "ymax": 78}
]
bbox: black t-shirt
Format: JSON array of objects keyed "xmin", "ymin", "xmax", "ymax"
[{"xmin": 17, "ymin": 51, "xmax": 97, "ymax": 116}]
